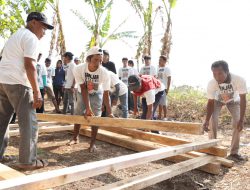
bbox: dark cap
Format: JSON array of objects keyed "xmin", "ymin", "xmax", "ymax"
[
  {"xmin": 63, "ymin": 52, "xmax": 74, "ymax": 60},
  {"xmin": 103, "ymin": 50, "xmax": 109, "ymax": 56},
  {"xmin": 26, "ymin": 12, "xmax": 54, "ymax": 30},
  {"xmin": 128, "ymin": 75, "xmax": 141, "ymax": 91},
  {"xmin": 144, "ymin": 55, "xmax": 151, "ymax": 60}
]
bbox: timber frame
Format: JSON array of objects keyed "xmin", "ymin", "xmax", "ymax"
[{"xmin": 0, "ymin": 114, "xmax": 234, "ymax": 190}]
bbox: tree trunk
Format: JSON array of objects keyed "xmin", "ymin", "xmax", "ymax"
[{"xmin": 48, "ymin": 12, "xmax": 57, "ymax": 57}]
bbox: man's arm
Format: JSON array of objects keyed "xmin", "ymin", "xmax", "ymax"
[
  {"xmin": 80, "ymin": 83, "xmax": 93, "ymax": 116},
  {"xmin": 203, "ymin": 99, "xmax": 215, "ymax": 131},
  {"xmin": 24, "ymin": 57, "xmax": 42, "ymax": 109},
  {"xmin": 112, "ymin": 63, "xmax": 117, "ymax": 74},
  {"xmin": 238, "ymin": 94, "xmax": 247, "ymax": 131},
  {"xmin": 146, "ymin": 104, "xmax": 153, "ymax": 120},
  {"xmin": 166, "ymin": 76, "xmax": 171, "ymax": 94}
]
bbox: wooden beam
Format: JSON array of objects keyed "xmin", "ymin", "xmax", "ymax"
[
  {"xmin": 94, "ymin": 155, "xmax": 216, "ymax": 190},
  {"xmin": 9, "ymin": 125, "xmax": 74, "ymax": 137},
  {"xmin": 0, "ymin": 139, "xmax": 220, "ymax": 190},
  {"xmin": 0, "ymin": 164, "xmax": 25, "ymax": 181},
  {"xmin": 37, "ymin": 114, "xmax": 203, "ymax": 135},
  {"xmin": 8, "ymin": 122, "xmax": 60, "ymax": 129},
  {"xmin": 80, "ymin": 129, "xmax": 221, "ymax": 174},
  {"xmin": 102, "ymin": 127, "xmax": 227, "ymax": 157}
]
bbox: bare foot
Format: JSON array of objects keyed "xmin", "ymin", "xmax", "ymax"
[
  {"xmin": 88, "ymin": 145, "xmax": 97, "ymax": 153},
  {"xmin": 66, "ymin": 139, "xmax": 79, "ymax": 146}
]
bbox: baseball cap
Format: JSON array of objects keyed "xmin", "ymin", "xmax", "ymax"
[
  {"xmin": 103, "ymin": 50, "xmax": 109, "ymax": 56},
  {"xmin": 128, "ymin": 75, "xmax": 141, "ymax": 91},
  {"xmin": 144, "ymin": 55, "xmax": 151, "ymax": 60},
  {"xmin": 86, "ymin": 46, "xmax": 103, "ymax": 57},
  {"xmin": 26, "ymin": 12, "xmax": 54, "ymax": 30},
  {"xmin": 74, "ymin": 57, "xmax": 80, "ymax": 61}
]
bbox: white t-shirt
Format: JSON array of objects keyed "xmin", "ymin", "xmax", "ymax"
[
  {"xmin": 207, "ymin": 73, "xmax": 247, "ymax": 104},
  {"xmin": 74, "ymin": 63, "xmax": 110, "ymax": 94},
  {"xmin": 36, "ymin": 63, "xmax": 47, "ymax": 88},
  {"xmin": 157, "ymin": 66, "xmax": 171, "ymax": 89},
  {"xmin": 143, "ymin": 82, "xmax": 165, "ymax": 105},
  {"xmin": 0, "ymin": 28, "xmax": 39, "ymax": 87},
  {"xmin": 109, "ymin": 71, "xmax": 128, "ymax": 96},
  {"xmin": 118, "ymin": 66, "xmax": 133, "ymax": 85},
  {"xmin": 64, "ymin": 62, "xmax": 75, "ymax": 89},
  {"xmin": 139, "ymin": 65, "xmax": 157, "ymax": 76},
  {"xmin": 46, "ymin": 66, "xmax": 55, "ymax": 86},
  {"xmin": 130, "ymin": 67, "xmax": 139, "ymax": 75}
]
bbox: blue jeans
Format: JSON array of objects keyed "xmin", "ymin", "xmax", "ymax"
[
  {"xmin": 119, "ymin": 93, "xmax": 128, "ymax": 118},
  {"xmin": 141, "ymin": 91, "xmax": 164, "ymax": 120}
]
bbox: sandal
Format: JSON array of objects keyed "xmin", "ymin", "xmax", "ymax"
[
  {"xmin": 16, "ymin": 159, "xmax": 48, "ymax": 170},
  {"xmin": 88, "ymin": 145, "xmax": 97, "ymax": 153}
]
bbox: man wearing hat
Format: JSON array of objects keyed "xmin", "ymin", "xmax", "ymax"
[
  {"xmin": 102, "ymin": 50, "xmax": 117, "ymax": 74},
  {"xmin": 72, "ymin": 46, "xmax": 113, "ymax": 152},
  {"xmin": 128, "ymin": 75, "xmax": 165, "ymax": 122},
  {"xmin": 0, "ymin": 12, "xmax": 53, "ymax": 169},
  {"xmin": 139, "ymin": 55, "xmax": 157, "ymax": 77}
]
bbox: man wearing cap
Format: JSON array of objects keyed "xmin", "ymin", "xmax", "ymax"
[
  {"xmin": 62, "ymin": 52, "xmax": 76, "ymax": 115},
  {"xmin": 128, "ymin": 75, "xmax": 165, "ymax": 122},
  {"xmin": 45, "ymin": 58, "xmax": 60, "ymax": 113},
  {"xmin": 102, "ymin": 50, "xmax": 116, "ymax": 74},
  {"xmin": 139, "ymin": 55, "xmax": 157, "ymax": 77},
  {"xmin": 0, "ymin": 12, "xmax": 53, "ymax": 169},
  {"xmin": 73, "ymin": 46, "xmax": 113, "ymax": 152}
]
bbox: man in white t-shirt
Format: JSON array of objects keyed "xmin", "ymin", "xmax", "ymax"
[
  {"xmin": 68, "ymin": 47, "xmax": 113, "ymax": 152},
  {"xmin": 0, "ymin": 12, "xmax": 53, "ymax": 169},
  {"xmin": 119, "ymin": 57, "xmax": 134, "ymax": 112},
  {"xmin": 128, "ymin": 60, "xmax": 139, "ymax": 75},
  {"xmin": 203, "ymin": 60, "xmax": 248, "ymax": 161},
  {"xmin": 45, "ymin": 58, "xmax": 60, "ymax": 113},
  {"xmin": 62, "ymin": 52, "xmax": 76, "ymax": 115},
  {"xmin": 109, "ymin": 71, "xmax": 128, "ymax": 118},
  {"xmin": 157, "ymin": 55, "xmax": 171, "ymax": 120},
  {"xmin": 36, "ymin": 58, "xmax": 47, "ymax": 113},
  {"xmin": 139, "ymin": 55, "xmax": 157, "ymax": 77}
]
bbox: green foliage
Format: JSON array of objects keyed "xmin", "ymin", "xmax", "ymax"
[
  {"xmin": 72, "ymin": 0, "xmax": 136, "ymax": 49},
  {"xmin": 0, "ymin": 0, "xmax": 53, "ymax": 39}
]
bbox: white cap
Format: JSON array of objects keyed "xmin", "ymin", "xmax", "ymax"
[{"xmin": 86, "ymin": 46, "xmax": 103, "ymax": 57}]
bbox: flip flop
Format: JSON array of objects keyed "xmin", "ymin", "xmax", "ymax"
[
  {"xmin": 0, "ymin": 155, "xmax": 15, "ymax": 163},
  {"xmin": 66, "ymin": 139, "xmax": 79, "ymax": 146},
  {"xmin": 16, "ymin": 159, "xmax": 48, "ymax": 170}
]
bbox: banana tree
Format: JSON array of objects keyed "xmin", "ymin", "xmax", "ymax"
[
  {"xmin": 48, "ymin": 0, "xmax": 66, "ymax": 57},
  {"xmin": 72, "ymin": 0, "xmax": 137, "ymax": 52},
  {"xmin": 160, "ymin": 0, "xmax": 177, "ymax": 62}
]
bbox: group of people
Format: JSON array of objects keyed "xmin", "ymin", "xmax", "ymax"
[{"xmin": 0, "ymin": 11, "xmax": 247, "ymax": 170}]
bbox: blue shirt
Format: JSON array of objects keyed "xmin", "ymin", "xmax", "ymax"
[{"xmin": 53, "ymin": 67, "xmax": 65, "ymax": 86}]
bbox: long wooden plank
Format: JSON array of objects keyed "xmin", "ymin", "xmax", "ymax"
[
  {"xmin": 0, "ymin": 164, "xmax": 25, "ymax": 181},
  {"xmin": 95, "ymin": 155, "xmax": 216, "ymax": 190},
  {"xmin": 37, "ymin": 114, "xmax": 203, "ymax": 135},
  {"xmin": 102, "ymin": 127, "xmax": 227, "ymax": 157},
  {"xmin": 9, "ymin": 125, "xmax": 74, "ymax": 137},
  {"xmin": 0, "ymin": 139, "xmax": 220, "ymax": 190},
  {"xmin": 8, "ymin": 122, "xmax": 59, "ymax": 129},
  {"xmin": 80, "ymin": 129, "xmax": 221, "ymax": 174}
]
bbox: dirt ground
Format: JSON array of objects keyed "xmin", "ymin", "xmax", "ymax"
[{"xmin": 3, "ymin": 102, "xmax": 250, "ymax": 190}]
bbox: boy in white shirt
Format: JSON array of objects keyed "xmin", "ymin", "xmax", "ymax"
[
  {"xmin": 62, "ymin": 52, "xmax": 75, "ymax": 115},
  {"xmin": 157, "ymin": 55, "xmax": 171, "ymax": 120},
  {"xmin": 45, "ymin": 58, "xmax": 60, "ymax": 113},
  {"xmin": 203, "ymin": 60, "xmax": 248, "ymax": 161},
  {"xmin": 139, "ymin": 55, "xmax": 157, "ymax": 77},
  {"xmin": 69, "ymin": 47, "xmax": 113, "ymax": 152}
]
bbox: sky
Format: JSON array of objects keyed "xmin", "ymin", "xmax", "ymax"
[{"xmin": 1, "ymin": 0, "xmax": 250, "ymax": 89}]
